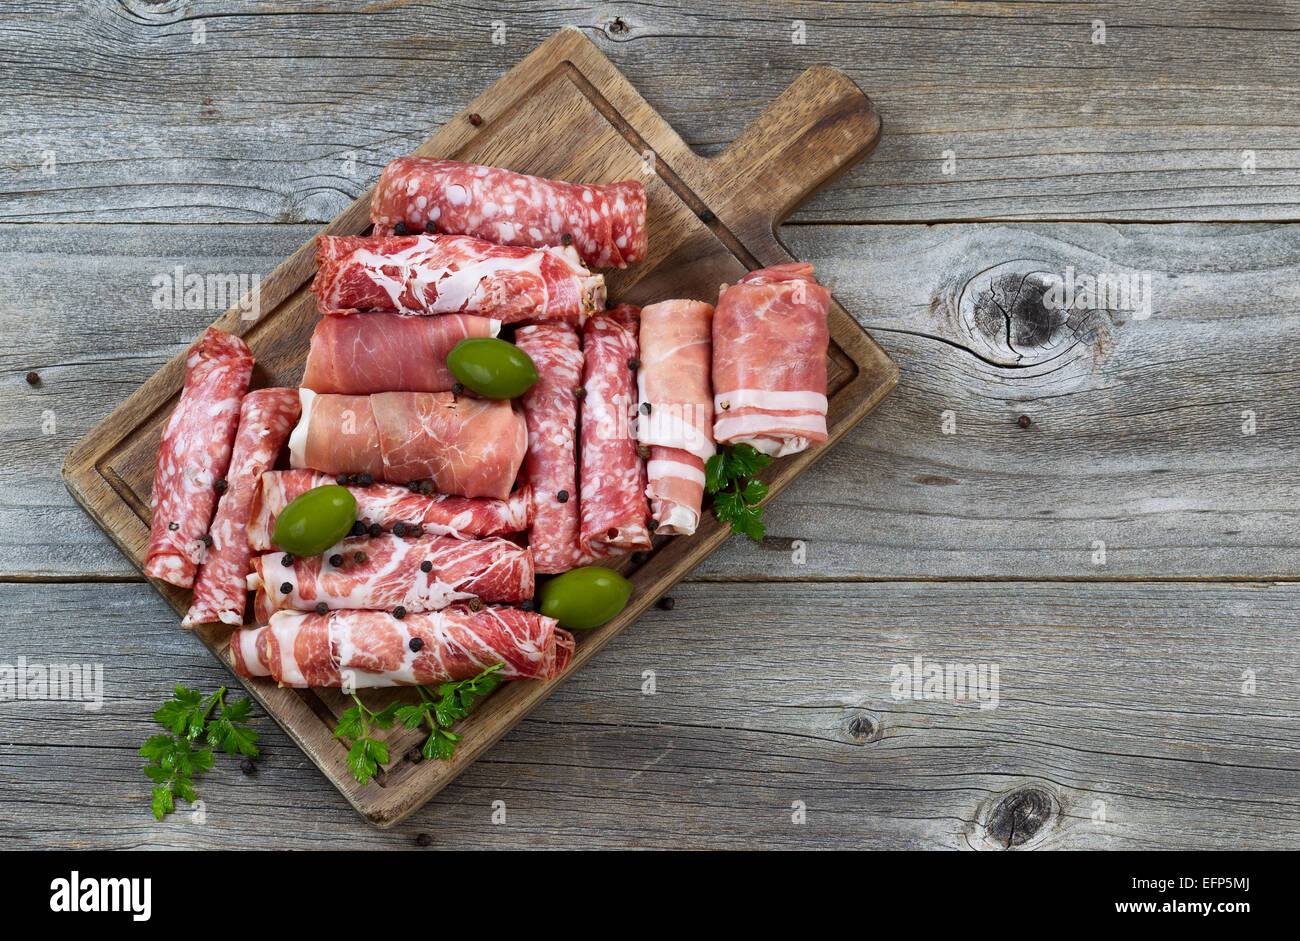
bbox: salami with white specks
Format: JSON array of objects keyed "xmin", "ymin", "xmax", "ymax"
[
  {"xmin": 182, "ymin": 387, "xmax": 299, "ymax": 627},
  {"xmin": 144, "ymin": 328, "xmax": 254, "ymax": 588},
  {"xmin": 370, "ymin": 158, "xmax": 647, "ymax": 269}
]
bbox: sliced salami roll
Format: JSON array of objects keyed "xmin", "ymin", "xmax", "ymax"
[
  {"xmin": 144, "ymin": 328, "xmax": 255, "ymax": 587},
  {"xmin": 231, "ymin": 607, "xmax": 575, "ymax": 688},
  {"xmin": 288, "ymin": 390, "xmax": 527, "ymax": 500},
  {"xmin": 515, "ymin": 322, "xmax": 594, "ymax": 573},
  {"xmin": 713, "ymin": 263, "xmax": 831, "ymax": 457},
  {"xmin": 645, "ymin": 446, "xmax": 707, "ymax": 537},
  {"xmin": 248, "ymin": 469, "xmax": 530, "ymax": 551},
  {"xmin": 301, "ymin": 312, "xmax": 498, "ymax": 395},
  {"xmin": 249, "ymin": 534, "xmax": 533, "ymax": 620},
  {"xmin": 579, "ymin": 305, "xmax": 652, "ymax": 557},
  {"xmin": 370, "ymin": 158, "xmax": 647, "ymax": 269},
  {"xmin": 182, "ymin": 388, "xmax": 300, "ymax": 627},
  {"xmin": 312, "ymin": 233, "xmax": 605, "ymax": 323}
]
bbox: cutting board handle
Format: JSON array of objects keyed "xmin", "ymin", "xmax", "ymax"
[{"xmin": 710, "ymin": 66, "xmax": 880, "ymax": 252}]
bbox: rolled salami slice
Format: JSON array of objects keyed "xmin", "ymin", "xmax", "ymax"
[
  {"xmin": 312, "ymin": 234, "xmax": 605, "ymax": 323},
  {"xmin": 301, "ymin": 312, "xmax": 498, "ymax": 394},
  {"xmin": 182, "ymin": 388, "xmax": 300, "ymax": 627},
  {"xmin": 232, "ymin": 607, "xmax": 574, "ymax": 687},
  {"xmin": 288, "ymin": 390, "xmax": 527, "ymax": 499},
  {"xmin": 144, "ymin": 328, "xmax": 255, "ymax": 587},
  {"xmin": 712, "ymin": 263, "xmax": 831, "ymax": 457},
  {"xmin": 515, "ymin": 322, "xmax": 594, "ymax": 573},
  {"xmin": 645, "ymin": 446, "xmax": 707, "ymax": 537},
  {"xmin": 579, "ymin": 305, "xmax": 651, "ymax": 557},
  {"xmin": 249, "ymin": 534, "xmax": 532, "ymax": 620},
  {"xmin": 248, "ymin": 470, "xmax": 530, "ymax": 551},
  {"xmin": 370, "ymin": 158, "xmax": 647, "ymax": 269}
]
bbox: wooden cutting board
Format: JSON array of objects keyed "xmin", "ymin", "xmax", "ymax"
[{"xmin": 63, "ymin": 27, "xmax": 896, "ymax": 827}]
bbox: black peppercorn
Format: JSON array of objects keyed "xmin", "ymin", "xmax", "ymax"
[
  {"xmin": 425, "ymin": 220, "xmax": 437, "ymax": 234},
  {"xmin": 336, "ymin": 473, "xmax": 349, "ymax": 486},
  {"xmin": 280, "ymin": 582, "xmax": 292, "ymax": 594},
  {"xmin": 282, "ymin": 554, "xmax": 293, "ymax": 566},
  {"xmin": 315, "ymin": 602, "xmax": 328, "ymax": 615},
  {"xmin": 452, "ymin": 382, "xmax": 464, "ymax": 396},
  {"xmin": 468, "ymin": 598, "xmax": 483, "ymax": 612},
  {"xmin": 240, "ymin": 757, "xmax": 255, "ymax": 775},
  {"xmin": 358, "ymin": 473, "xmax": 373, "ymax": 487},
  {"xmin": 557, "ymin": 490, "xmax": 569, "ymax": 503},
  {"xmin": 408, "ymin": 481, "xmax": 421, "ymax": 493},
  {"xmin": 329, "ymin": 554, "xmax": 343, "ymax": 567},
  {"xmin": 200, "ymin": 533, "xmax": 213, "ymax": 548},
  {"xmin": 468, "ymin": 113, "xmax": 483, "ymax": 126},
  {"xmin": 368, "ymin": 523, "xmax": 383, "ymax": 538},
  {"xmin": 392, "ymin": 522, "xmax": 408, "ymax": 537},
  {"xmin": 573, "ymin": 386, "xmax": 586, "ymax": 400},
  {"xmin": 628, "ymin": 358, "xmax": 640, "ymax": 370},
  {"xmin": 406, "ymin": 746, "xmax": 423, "ymax": 763},
  {"xmin": 409, "ymin": 636, "xmax": 424, "ymax": 652},
  {"xmin": 561, "ymin": 232, "xmax": 573, "ymax": 246},
  {"xmin": 393, "ymin": 605, "xmax": 407, "ymax": 619},
  {"xmin": 393, "ymin": 220, "xmax": 409, "ymax": 236},
  {"xmin": 214, "ymin": 478, "xmax": 228, "ymax": 493},
  {"xmin": 353, "ymin": 551, "xmax": 367, "ymax": 564},
  {"xmin": 25, "ymin": 371, "xmax": 40, "ymax": 386},
  {"xmin": 351, "ymin": 521, "xmax": 366, "ymax": 537},
  {"xmin": 420, "ymin": 560, "xmax": 433, "ymax": 573},
  {"xmin": 647, "ymin": 518, "xmax": 658, "ymax": 531}
]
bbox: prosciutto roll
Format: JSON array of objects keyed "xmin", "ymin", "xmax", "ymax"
[
  {"xmin": 289, "ymin": 390, "xmax": 527, "ymax": 499},
  {"xmin": 579, "ymin": 305, "xmax": 652, "ymax": 556},
  {"xmin": 312, "ymin": 234, "xmax": 605, "ymax": 323},
  {"xmin": 231, "ymin": 607, "xmax": 574, "ymax": 688},
  {"xmin": 370, "ymin": 158, "xmax": 647, "ymax": 269},
  {"xmin": 182, "ymin": 388, "xmax": 300, "ymax": 627},
  {"xmin": 144, "ymin": 328, "xmax": 255, "ymax": 587},
  {"xmin": 249, "ymin": 534, "xmax": 533, "ymax": 620},
  {"xmin": 636, "ymin": 299, "xmax": 715, "ymax": 536},
  {"xmin": 301, "ymin": 312, "xmax": 498, "ymax": 395},
  {"xmin": 515, "ymin": 322, "xmax": 593, "ymax": 573},
  {"xmin": 248, "ymin": 470, "xmax": 530, "ymax": 551},
  {"xmin": 712, "ymin": 263, "xmax": 831, "ymax": 457}
]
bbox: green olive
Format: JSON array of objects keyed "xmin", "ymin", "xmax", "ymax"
[
  {"xmin": 271, "ymin": 485, "xmax": 358, "ymax": 556},
  {"xmin": 447, "ymin": 337, "xmax": 539, "ymax": 399},
  {"xmin": 537, "ymin": 566, "xmax": 633, "ymax": 630}
]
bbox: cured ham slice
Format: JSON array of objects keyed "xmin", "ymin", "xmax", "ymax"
[
  {"xmin": 231, "ymin": 607, "xmax": 574, "ymax": 687},
  {"xmin": 248, "ymin": 469, "xmax": 529, "ymax": 551},
  {"xmin": 579, "ymin": 305, "xmax": 651, "ymax": 556},
  {"xmin": 312, "ymin": 233, "xmax": 605, "ymax": 323},
  {"xmin": 182, "ymin": 388, "xmax": 300, "ymax": 628},
  {"xmin": 515, "ymin": 322, "xmax": 594, "ymax": 573},
  {"xmin": 249, "ymin": 534, "xmax": 532, "ymax": 620},
  {"xmin": 288, "ymin": 390, "xmax": 527, "ymax": 499},
  {"xmin": 301, "ymin": 312, "xmax": 498, "ymax": 395},
  {"xmin": 636, "ymin": 299, "xmax": 715, "ymax": 536},
  {"xmin": 645, "ymin": 446, "xmax": 706, "ymax": 536},
  {"xmin": 712, "ymin": 263, "xmax": 831, "ymax": 457},
  {"xmin": 144, "ymin": 328, "xmax": 254, "ymax": 587},
  {"xmin": 370, "ymin": 158, "xmax": 647, "ymax": 269}
]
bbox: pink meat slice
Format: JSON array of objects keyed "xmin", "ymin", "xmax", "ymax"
[
  {"xmin": 515, "ymin": 322, "xmax": 595, "ymax": 573},
  {"xmin": 249, "ymin": 533, "xmax": 533, "ymax": 619},
  {"xmin": 712, "ymin": 262, "xmax": 831, "ymax": 457},
  {"xmin": 645, "ymin": 446, "xmax": 707, "ymax": 537},
  {"xmin": 301, "ymin": 312, "xmax": 498, "ymax": 394},
  {"xmin": 578, "ymin": 305, "xmax": 651, "ymax": 557},
  {"xmin": 248, "ymin": 469, "xmax": 530, "ymax": 551},
  {"xmin": 144, "ymin": 328, "xmax": 255, "ymax": 587},
  {"xmin": 311, "ymin": 233, "xmax": 605, "ymax": 323},
  {"xmin": 369, "ymin": 157, "xmax": 647, "ymax": 269},
  {"xmin": 290, "ymin": 390, "xmax": 527, "ymax": 499},
  {"xmin": 182, "ymin": 388, "xmax": 300, "ymax": 627},
  {"xmin": 233, "ymin": 607, "xmax": 574, "ymax": 687}
]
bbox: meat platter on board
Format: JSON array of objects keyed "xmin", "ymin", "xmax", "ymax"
[{"xmin": 63, "ymin": 28, "xmax": 897, "ymax": 826}]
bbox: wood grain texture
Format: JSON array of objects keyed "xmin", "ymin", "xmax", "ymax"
[
  {"xmin": 58, "ymin": 29, "xmax": 895, "ymax": 826},
  {"xmin": 2, "ymin": 2, "xmax": 1297, "ymax": 225},
  {"xmin": 1, "ymin": 580, "xmax": 1294, "ymax": 849},
  {"xmin": 7, "ymin": 221, "xmax": 1299, "ymax": 579}
]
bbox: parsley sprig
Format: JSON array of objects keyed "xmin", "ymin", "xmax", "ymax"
[
  {"xmin": 705, "ymin": 444, "xmax": 773, "ymax": 540},
  {"xmin": 141, "ymin": 685, "xmax": 260, "ymax": 819},
  {"xmin": 335, "ymin": 664, "xmax": 505, "ymax": 784}
]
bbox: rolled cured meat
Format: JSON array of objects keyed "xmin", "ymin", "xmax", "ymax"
[
  {"xmin": 288, "ymin": 389, "xmax": 527, "ymax": 499},
  {"xmin": 312, "ymin": 234, "xmax": 605, "ymax": 323},
  {"xmin": 249, "ymin": 534, "xmax": 533, "ymax": 620},
  {"xmin": 636, "ymin": 299, "xmax": 715, "ymax": 535},
  {"xmin": 144, "ymin": 328, "xmax": 255, "ymax": 587},
  {"xmin": 370, "ymin": 158, "xmax": 648, "ymax": 269},
  {"xmin": 248, "ymin": 470, "xmax": 530, "ymax": 551},
  {"xmin": 231, "ymin": 607, "xmax": 574, "ymax": 687},
  {"xmin": 182, "ymin": 388, "xmax": 300, "ymax": 627},
  {"xmin": 515, "ymin": 322, "xmax": 594, "ymax": 573},
  {"xmin": 301, "ymin": 312, "xmax": 498, "ymax": 394},
  {"xmin": 712, "ymin": 263, "xmax": 831, "ymax": 457},
  {"xmin": 579, "ymin": 305, "xmax": 652, "ymax": 556}
]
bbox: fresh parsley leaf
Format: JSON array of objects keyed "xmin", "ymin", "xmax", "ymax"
[{"xmin": 705, "ymin": 445, "xmax": 772, "ymax": 542}]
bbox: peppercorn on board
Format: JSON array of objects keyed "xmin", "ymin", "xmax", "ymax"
[{"xmin": 62, "ymin": 27, "xmax": 896, "ymax": 826}]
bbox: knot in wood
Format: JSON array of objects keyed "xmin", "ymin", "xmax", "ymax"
[
  {"xmin": 606, "ymin": 16, "xmax": 631, "ymax": 37},
  {"xmin": 840, "ymin": 709, "xmax": 882, "ymax": 744},
  {"xmin": 986, "ymin": 786, "xmax": 1056, "ymax": 847}
]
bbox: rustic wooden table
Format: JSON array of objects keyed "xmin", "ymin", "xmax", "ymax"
[{"xmin": 2, "ymin": 2, "xmax": 1297, "ymax": 850}]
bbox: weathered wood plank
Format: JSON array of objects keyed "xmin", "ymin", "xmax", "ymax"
[
  {"xmin": 4, "ymin": 221, "xmax": 1299, "ymax": 579},
  {"xmin": 1, "ymin": 580, "xmax": 1294, "ymax": 848},
  {"xmin": 2, "ymin": 2, "xmax": 1297, "ymax": 224}
]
